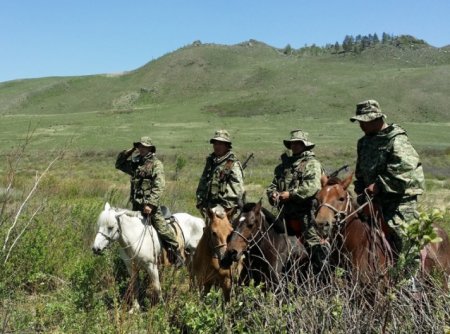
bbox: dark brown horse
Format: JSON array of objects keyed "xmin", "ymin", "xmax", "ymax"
[
  {"xmin": 221, "ymin": 201, "xmax": 307, "ymax": 290},
  {"xmin": 191, "ymin": 206, "xmax": 241, "ymax": 301},
  {"xmin": 314, "ymin": 173, "xmax": 450, "ymax": 288}
]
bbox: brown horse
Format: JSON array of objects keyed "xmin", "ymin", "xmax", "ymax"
[
  {"xmin": 314, "ymin": 173, "xmax": 450, "ymax": 288},
  {"xmin": 191, "ymin": 206, "xmax": 240, "ymax": 301},
  {"xmin": 314, "ymin": 174, "xmax": 394, "ymax": 286},
  {"xmin": 420, "ymin": 226, "xmax": 450, "ymax": 289},
  {"xmin": 221, "ymin": 201, "xmax": 308, "ymax": 290}
]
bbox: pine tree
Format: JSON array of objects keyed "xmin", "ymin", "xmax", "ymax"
[
  {"xmin": 342, "ymin": 35, "xmax": 354, "ymax": 53},
  {"xmin": 373, "ymin": 33, "xmax": 380, "ymax": 44},
  {"xmin": 334, "ymin": 42, "xmax": 340, "ymax": 53},
  {"xmin": 283, "ymin": 44, "xmax": 293, "ymax": 55}
]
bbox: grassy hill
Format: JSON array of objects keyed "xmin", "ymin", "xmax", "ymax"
[{"xmin": 1, "ymin": 39, "xmax": 450, "ymax": 152}]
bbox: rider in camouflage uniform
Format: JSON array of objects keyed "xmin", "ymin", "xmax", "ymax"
[
  {"xmin": 266, "ymin": 129, "xmax": 326, "ymax": 272},
  {"xmin": 115, "ymin": 136, "xmax": 183, "ymax": 266},
  {"xmin": 196, "ymin": 130, "xmax": 245, "ymax": 224},
  {"xmin": 351, "ymin": 100, "xmax": 425, "ymax": 262}
]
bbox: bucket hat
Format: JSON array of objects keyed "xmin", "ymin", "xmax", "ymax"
[
  {"xmin": 210, "ymin": 129, "xmax": 232, "ymax": 145},
  {"xmin": 283, "ymin": 129, "xmax": 315, "ymax": 149},
  {"xmin": 350, "ymin": 99, "xmax": 387, "ymax": 122},
  {"xmin": 133, "ymin": 136, "xmax": 155, "ymax": 149}
]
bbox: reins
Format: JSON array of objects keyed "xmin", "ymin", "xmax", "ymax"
[{"xmin": 110, "ymin": 210, "xmax": 155, "ymax": 262}]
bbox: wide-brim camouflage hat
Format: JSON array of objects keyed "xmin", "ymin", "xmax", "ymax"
[
  {"xmin": 283, "ymin": 129, "xmax": 315, "ymax": 149},
  {"xmin": 210, "ymin": 129, "xmax": 232, "ymax": 144},
  {"xmin": 133, "ymin": 136, "xmax": 155, "ymax": 148},
  {"xmin": 350, "ymin": 99, "xmax": 387, "ymax": 122}
]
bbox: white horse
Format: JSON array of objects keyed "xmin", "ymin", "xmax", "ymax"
[{"xmin": 92, "ymin": 202, "xmax": 205, "ymax": 310}]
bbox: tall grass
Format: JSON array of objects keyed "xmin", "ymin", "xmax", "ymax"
[{"xmin": 0, "ymin": 146, "xmax": 449, "ymax": 333}]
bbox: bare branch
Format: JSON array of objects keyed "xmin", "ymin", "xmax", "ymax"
[
  {"xmin": 2, "ymin": 155, "xmax": 60, "ymax": 253},
  {"xmin": 3, "ymin": 204, "xmax": 43, "ymax": 264}
]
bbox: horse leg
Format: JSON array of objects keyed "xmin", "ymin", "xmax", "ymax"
[
  {"xmin": 221, "ymin": 276, "xmax": 232, "ymax": 302},
  {"xmin": 145, "ymin": 262, "xmax": 162, "ymax": 305},
  {"xmin": 160, "ymin": 248, "xmax": 170, "ymax": 266},
  {"xmin": 201, "ymin": 282, "xmax": 212, "ymax": 298},
  {"xmin": 119, "ymin": 249, "xmax": 141, "ymax": 312}
]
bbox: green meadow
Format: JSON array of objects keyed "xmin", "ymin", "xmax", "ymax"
[{"xmin": 0, "ymin": 38, "xmax": 450, "ymax": 332}]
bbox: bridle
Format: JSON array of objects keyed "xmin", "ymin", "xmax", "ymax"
[
  {"xmin": 315, "ymin": 188, "xmax": 374, "ymax": 235},
  {"xmin": 96, "ymin": 210, "xmax": 152, "ymax": 261},
  {"xmin": 208, "ymin": 221, "xmax": 232, "ymax": 259},
  {"xmin": 230, "ymin": 212, "xmax": 275, "ymax": 251},
  {"xmin": 210, "ymin": 233, "xmax": 228, "ymax": 257},
  {"xmin": 315, "ymin": 192, "xmax": 354, "ymax": 229},
  {"xmin": 95, "ymin": 215, "xmax": 122, "ymax": 243}
]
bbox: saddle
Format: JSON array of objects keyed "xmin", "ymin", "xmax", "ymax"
[
  {"xmin": 161, "ymin": 206, "xmax": 187, "ymax": 254},
  {"xmin": 161, "ymin": 206, "xmax": 173, "ymax": 220},
  {"xmin": 285, "ymin": 219, "xmax": 304, "ymax": 240}
]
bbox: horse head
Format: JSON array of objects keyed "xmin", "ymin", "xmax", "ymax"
[
  {"xmin": 221, "ymin": 201, "xmax": 263, "ymax": 267},
  {"xmin": 92, "ymin": 202, "xmax": 123, "ymax": 255},
  {"xmin": 314, "ymin": 173, "xmax": 353, "ymax": 239},
  {"xmin": 208, "ymin": 206, "xmax": 233, "ymax": 261}
]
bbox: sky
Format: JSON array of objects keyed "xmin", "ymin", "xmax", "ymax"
[{"xmin": 1, "ymin": 0, "xmax": 449, "ymax": 83}]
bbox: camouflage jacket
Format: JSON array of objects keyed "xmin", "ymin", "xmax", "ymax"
[
  {"xmin": 196, "ymin": 151, "xmax": 244, "ymax": 210},
  {"xmin": 354, "ymin": 124, "xmax": 424, "ymax": 203},
  {"xmin": 266, "ymin": 150, "xmax": 323, "ymax": 214},
  {"xmin": 115, "ymin": 151, "xmax": 165, "ymax": 207}
]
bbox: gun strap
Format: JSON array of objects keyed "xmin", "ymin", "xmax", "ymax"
[{"xmin": 220, "ymin": 159, "xmax": 235, "ymax": 181}]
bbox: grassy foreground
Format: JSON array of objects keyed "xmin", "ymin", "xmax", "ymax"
[{"xmin": 0, "ymin": 140, "xmax": 449, "ymax": 333}]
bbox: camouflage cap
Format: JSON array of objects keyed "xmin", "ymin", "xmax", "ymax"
[
  {"xmin": 283, "ymin": 129, "xmax": 315, "ymax": 149},
  {"xmin": 350, "ymin": 99, "xmax": 387, "ymax": 122},
  {"xmin": 133, "ymin": 136, "xmax": 155, "ymax": 148},
  {"xmin": 210, "ymin": 129, "xmax": 232, "ymax": 144}
]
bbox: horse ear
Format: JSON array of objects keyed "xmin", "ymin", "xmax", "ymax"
[
  {"xmin": 341, "ymin": 173, "xmax": 353, "ymax": 190},
  {"xmin": 105, "ymin": 202, "xmax": 111, "ymax": 210},
  {"xmin": 226, "ymin": 207, "xmax": 235, "ymax": 221},
  {"xmin": 207, "ymin": 207, "xmax": 215, "ymax": 219},
  {"xmin": 321, "ymin": 174, "xmax": 328, "ymax": 187}
]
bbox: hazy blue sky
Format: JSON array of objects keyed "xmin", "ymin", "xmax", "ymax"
[{"xmin": 1, "ymin": 0, "xmax": 449, "ymax": 82}]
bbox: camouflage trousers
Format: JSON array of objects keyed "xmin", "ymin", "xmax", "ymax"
[
  {"xmin": 381, "ymin": 197, "xmax": 420, "ymax": 275},
  {"xmin": 304, "ymin": 220, "xmax": 330, "ymax": 273},
  {"xmin": 381, "ymin": 198, "xmax": 418, "ymax": 253},
  {"xmin": 132, "ymin": 203, "xmax": 179, "ymax": 249},
  {"xmin": 284, "ymin": 211, "xmax": 330, "ymax": 274}
]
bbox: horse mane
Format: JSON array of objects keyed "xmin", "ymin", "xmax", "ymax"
[
  {"xmin": 102, "ymin": 206, "xmax": 143, "ymax": 224},
  {"xmin": 326, "ymin": 176, "xmax": 341, "ymax": 185},
  {"xmin": 211, "ymin": 205, "xmax": 226, "ymax": 219},
  {"xmin": 242, "ymin": 202, "xmax": 286, "ymax": 234},
  {"xmin": 122, "ymin": 210, "xmax": 143, "ymax": 218}
]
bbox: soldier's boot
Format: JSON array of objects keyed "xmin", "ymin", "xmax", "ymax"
[
  {"xmin": 166, "ymin": 245, "xmax": 184, "ymax": 268},
  {"xmin": 311, "ymin": 244, "xmax": 331, "ymax": 281}
]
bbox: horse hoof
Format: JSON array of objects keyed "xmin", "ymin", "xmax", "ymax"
[{"xmin": 128, "ymin": 303, "xmax": 141, "ymax": 314}]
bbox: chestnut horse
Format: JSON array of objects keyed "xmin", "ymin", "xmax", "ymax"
[
  {"xmin": 313, "ymin": 175, "xmax": 392, "ymax": 286},
  {"xmin": 314, "ymin": 174, "xmax": 450, "ymax": 288},
  {"xmin": 221, "ymin": 201, "xmax": 307, "ymax": 290},
  {"xmin": 191, "ymin": 206, "xmax": 240, "ymax": 301}
]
